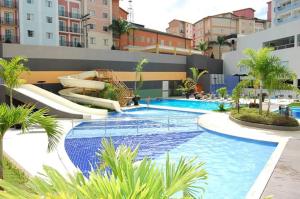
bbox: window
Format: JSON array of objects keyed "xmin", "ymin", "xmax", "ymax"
[
  {"xmin": 27, "ymin": 13, "xmax": 33, "ymax": 20},
  {"xmin": 72, "ymin": 37, "xmax": 80, "ymax": 47},
  {"xmin": 27, "ymin": 30, "xmax": 34, "ymax": 37},
  {"xmin": 103, "ymin": 0, "xmax": 108, "ymax": 5},
  {"xmin": 104, "ymin": 39, "xmax": 109, "ymax": 46},
  {"xmin": 89, "ymin": 0, "xmax": 95, "ymax": 2},
  {"xmin": 46, "ymin": 16, "xmax": 53, "ymax": 23},
  {"xmin": 298, "ymin": 34, "xmax": 300, "ymax": 46},
  {"xmin": 90, "ymin": 37, "xmax": 96, "ymax": 44},
  {"xmin": 4, "ymin": 12, "xmax": 13, "ymax": 24},
  {"xmin": 263, "ymin": 36, "xmax": 295, "ymax": 50},
  {"xmin": 71, "ymin": 8, "xmax": 80, "ymax": 19},
  {"xmin": 103, "ymin": 12, "xmax": 108, "ymax": 18},
  {"xmin": 59, "ymin": 6, "xmax": 65, "ymax": 16},
  {"xmin": 27, "ymin": 0, "xmax": 33, "ymax": 4},
  {"xmin": 5, "ymin": 29, "xmax": 12, "ymax": 42},
  {"xmin": 72, "ymin": 23, "xmax": 80, "ymax": 33},
  {"xmin": 103, "ymin": 26, "xmax": 108, "ymax": 32},
  {"xmin": 46, "ymin": 0, "xmax": 52, "ymax": 7},
  {"xmin": 59, "ymin": 20, "xmax": 66, "ymax": 31},
  {"xmin": 46, "ymin": 32, "xmax": 53, "ymax": 39},
  {"xmin": 59, "ymin": 35, "xmax": 66, "ymax": 46},
  {"xmin": 89, "ymin": 24, "xmax": 96, "ymax": 29},
  {"xmin": 89, "ymin": 10, "xmax": 95, "ymax": 16}
]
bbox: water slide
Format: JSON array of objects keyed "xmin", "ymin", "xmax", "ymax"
[
  {"xmin": 13, "ymin": 84, "xmax": 107, "ymax": 119},
  {"xmin": 58, "ymin": 71, "xmax": 122, "ymax": 112}
]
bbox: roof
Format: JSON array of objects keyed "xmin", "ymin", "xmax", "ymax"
[
  {"xmin": 129, "ymin": 24, "xmax": 192, "ymax": 40},
  {"xmin": 119, "ymin": 7, "xmax": 128, "ymax": 14},
  {"xmin": 233, "ymin": 8, "xmax": 256, "ymax": 12},
  {"xmin": 168, "ymin": 19, "xmax": 193, "ymax": 25}
]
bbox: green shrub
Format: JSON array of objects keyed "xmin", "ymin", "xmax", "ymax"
[
  {"xmin": 231, "ymin": 108, "xmax": 299, "ymax": 127},
  {"xmin": 99, "ymin": 83, "xmax": 118, "ymax": 100},
  {"xmin": 216, "ymin": 87, "xmax": 227, "ymax": 98},
  {"xmin": 218, "ymin": 103, "xmax": 226, "ymax": 112}
]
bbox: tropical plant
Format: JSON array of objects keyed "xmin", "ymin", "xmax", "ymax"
[
  {"xmin": 134, "ymin": 58, "xmax": 149, "ymax": 96},
  {"xmin": 232, "ymin": 81, "xmax": 246, "ymax": 113},
  {"xmin": 0, "ymin": 104, "xmax": 62, "ymax": 180},
  {"xmin": 188, "ymin": 67, "xmax": 208, "ymax": 84},
  {"xmin": 99, "ymin": 83, "xmax": 118, "ymax": 101},
  {"xmin": 0, "ymin": 56, "xmax": 28, "ymax": 106},
  {"xmin": 109, "ymin": 19, "xmax": 131, "ymax": 48},
  {"xmin": 197, "ymin": 41, "xmax": 209, "ymax": 55},
  {"xmin": 177, "ymin": 79, "xmax": 196, "ymax": 99},
  {"xmin": 0, "ymin": 139, "xmax": 208, "ymax": 199},
  {"xmin": 216, "ymin": 87, "xmax": 227, "ymax": 99},
  {"xmin": 239, "ymin": 48, "xmax": 297, "ymax": 115},
  {"xmin": 209, "ymin": 36, "xmax": 231, "ymax": 59}
]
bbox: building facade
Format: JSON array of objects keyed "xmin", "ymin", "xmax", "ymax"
[
  {"xmin": 19, "ymin": 0, "xmax": 59, "ymax": 46},
  {"xmin": 272, "ymin": 0, "xmax": 300, "ymax": 26},
  {"xmin": 166, "ymin": 20, "xmax": 193, "ymax": 39},
  {"xmin": 82, "ymin": 0, "xmax": 113, "ymax": 49},
  {"xmin": 223, "ymin": 18, "xmax": 300, "ymax": 85},
  {"xmin": 0, "ymin": 0, "xmax": 19, "ymax": 43},
  {"xmin": 58, "ymin": 0, "xmax": 82, "ymax": 47}
]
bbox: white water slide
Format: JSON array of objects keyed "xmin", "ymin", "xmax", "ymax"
[
  {"xmin": 58, "ymin": 71, "xmax": 122, "ymax": 112},
  {"xmin": 14, "ymin": 84, "xmax": 108, "ymax": 119}
]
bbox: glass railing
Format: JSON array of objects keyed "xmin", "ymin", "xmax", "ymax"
[{"xmin": 276, "ymin": 1, "xmax": 300, "ymax": 13}]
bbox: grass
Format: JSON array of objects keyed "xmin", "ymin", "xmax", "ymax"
[
  {"xmin": 288, "ymin": 102, "xmax": 300, "ymax": 107},
  {"xmin": 3, "ymin": 157, "xmax": 29, "ymax": 188},
  {"xmin": 231, "ymin": 108, "xmax": 299, "ymax": 127}
]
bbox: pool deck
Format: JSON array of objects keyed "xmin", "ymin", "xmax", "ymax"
[
  {"xmin": 3, "ymin": 106, "xmax": 300, "ymax": 199},
  {"xmin": 260, "ymin": 139, "xmax": 300, "ymax": 199}
]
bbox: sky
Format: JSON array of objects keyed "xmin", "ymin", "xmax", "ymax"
[{"xmin": 120, "ymin": 0, "xmax": 270, "ymax": 31}]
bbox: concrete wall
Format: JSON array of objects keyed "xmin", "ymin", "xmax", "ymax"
[
  {"xmin": 186, "ymin": 54, "xmax": 223, "ymax": 74},
  {"xmin": 223, "ymin": 19, "xmax": 300, "ymax": 77}
]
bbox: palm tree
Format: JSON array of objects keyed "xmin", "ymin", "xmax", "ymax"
[
  {"xmin": 197, "ymin": 41, "xmax": 209, "ymax": 55},
  {"xmin": 239, "ymin": 48, "xmax": 297, "ymax": 115},
  {"xmin": 0, "ymin": 56, "xmax": 28, "ymax": 106},
  {"xmin": 0, "ymin": 104, "xmax": 62, "ymax": 179},
  {"xmin": 189, "ymin": 67, "xmax": 208, "ymax": 84},
  {"xmin": 0, "ymin": 139, "xmax": 207, "ymax": 198},
  {"xmin": 109, "ymin": 19, "xmax": 131, "ymax": 49},
  {"xmin": 209, "ymin": 36, "xmax": 231, "ymax": 59},
  {"xmin": 134, "ymin": 58, "xmax": 149, "ymax": 95}
]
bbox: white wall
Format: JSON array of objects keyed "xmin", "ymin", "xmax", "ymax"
[
  {"xmin": 19, "ymin": 0, "xmax": 59, "ymax": 46},
  {"xmin": 223, "ymin": 19, "xmax": 300, "ymax": 78}
]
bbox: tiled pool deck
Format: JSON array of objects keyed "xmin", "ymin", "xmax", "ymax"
[{"xmin": 260, "ymin": 139, "xmax": 300, "ymax": 199}]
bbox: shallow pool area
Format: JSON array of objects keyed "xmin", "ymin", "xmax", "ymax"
[
  {"xmin": 65, "ymin": 107, "xmax": 277, "ymax": 199},
  {"xmin": 140, "ymin": 98, "xmax": 231, "ymax": 111}
]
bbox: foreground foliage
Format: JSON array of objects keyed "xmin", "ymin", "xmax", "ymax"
[
  {"xmin": 231, "ymin": 108, "xmax": 299, "ymax": 127},
  {"xmin": 0, "ymin": 104, "xmax": 62, "ymax": 179},
  {"xmin": 0, "ymin": 139, "xmax": 208, "ymax": 199}
]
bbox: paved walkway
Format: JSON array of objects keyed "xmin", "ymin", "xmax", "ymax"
[{"xmin": 260, "ymin": 139, "xmax": 300, "ymax": 199}]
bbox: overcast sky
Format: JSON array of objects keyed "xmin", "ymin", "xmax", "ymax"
[{"xmin": 120, "ymin": 0, "xmax": 270, "ymax": 31}]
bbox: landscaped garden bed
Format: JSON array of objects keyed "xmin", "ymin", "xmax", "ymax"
[{"xmin": 231, "ymin": 108, "xmax": 299, "ymax": 127}]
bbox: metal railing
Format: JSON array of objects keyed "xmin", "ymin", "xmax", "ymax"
[
  {"xmin": 0, "ymin": 35, "xmax": 19, "ymax": 43},
  {"xmin": 68, "ymin": 116, "xmax": 201, "ymax": 138},
  {"xmin": 59, "ymin": 11, "xmax": 81, "ymax": 19},
  {"xmin": 59, "ymin": 26, "xmax": 81, "ymax": 33},
  {"xmin": 60, "ymin": 41, "xmax": 84, "ymax": 48},
  {"xmin": 0, "ymin": 18, "xmax": 17, "ymax": 25}
]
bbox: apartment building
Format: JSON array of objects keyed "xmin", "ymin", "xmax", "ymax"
[
  {"xmin": 0, "ymin": 0, "xmax": 19, "ymax": 44},
  {"xmin": 166, "ymin": 20, "xmax": 193, "ymax": 39},
  {"xmin": 58, "ymin": 0, "xmax": 82, "ymax": 47},
  {"xmin": 272, "ymin": 0, "xmax": 300, "ymax": 26},
  {"xmin": 19, "ymin": 0, "xmax": 59, "ymax": 46},
  {"xmin": 82, "ymin": 0, "xmax": 113, "ymax": 49}
]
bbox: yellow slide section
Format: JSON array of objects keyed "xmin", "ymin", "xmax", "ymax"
[{"xmin": 58, "ymin": 71, "xmax": 122, "ymax": 112}]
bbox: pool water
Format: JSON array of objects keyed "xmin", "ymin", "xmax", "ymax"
[
  {"xmin": 141, "ymin": 98, "xmax": 231, "ymax": 111},
  {"xmin": 65, "ymin": 108, "xmax": 277, "ymax": 199},
  {"xmin": 291, "ymin": 107, "xmax": 300, "ymax": 119}
]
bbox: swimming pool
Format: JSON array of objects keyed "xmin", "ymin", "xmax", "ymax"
[
  {"xmin": 141, "ymin": 98, "xmax": 231, "ymax": 111},
  {"xmin": 65, "ymin": 107, "xmax": 277, "ymax": 199},
  {"xmin": 291, "ymin": 107, "xmax": 300, "ymax": 119}
]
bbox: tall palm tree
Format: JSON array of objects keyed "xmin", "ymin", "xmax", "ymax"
[
  {"xmin": 209, "ymin": 36, "xmax": 231, "ymax": 59},
  {"xmin": 0, "ymin": 104, "xmax": 62, "ymax": 179},
  {"xmin": 0, "ymin": 139, "xmax": 207, "ymax": 198},
  {"xmin": 239, "ymin": 48, "xmax": 297, "ymax": 115},
  {"xmin": 134, "ymin": 58, "xmax": 149, "ymax": 95},
  {"xmin": 0, "ymin": 56, "xmax": 28, "ymax": 106},
  {"xmin": 109, "ymin": 19, "xmax": 131, "ymax": 49},
  {"xmin": 197, "ymin": 41, "xmax": 208, "ymax": 55}
]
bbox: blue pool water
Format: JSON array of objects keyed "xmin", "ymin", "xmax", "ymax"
[
  {"xmin": 65, "ymin": 108, "xmax": 277, "ymax": 199},
  {"xmin": 291, "ymin": 107, "xmax": 300, "ymax": 119},
  {"xmin": 140, "ymin": 98, "xmax": 231, "ymax": 111}
]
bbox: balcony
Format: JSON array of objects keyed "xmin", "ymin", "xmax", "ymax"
[
  {"xmin": 0, "ymin": 0, "xmax": 17, "ymax": 8},
  {"xmin": 0, "ymin": 35, "xmax": 19, "ymax": 43},
  {"xmin": 275, "ymin": 12, "xmax": 300, "ymax": 24},
  {"xmin": 59, "ymin": 26, "xmax": 81, "ymax": 34},
  {"xmin": 59, "ymin": 40, "xmax": 84, "ymax": 48},
  {"xmin": 0, "ymin": 18, "xmax": 17, "ymax": 26},
  {"xmin": 275, "ymin": 0, "xmax": 300, "ymax": 14},
  {"xmin": 58, "ymin": 11, "xmax": 81, "ymax": 19}
]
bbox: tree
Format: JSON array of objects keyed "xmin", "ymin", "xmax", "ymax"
[
  {"xmin": 109, "ymin": 19, "xmax": 131, "ymax": 49},
  {"xmin": 209, "ymin": 36, "xmax": 231, "ymax": 59},
  {"xmin": 0, "ymin": 56, "xmax": 28, "ymax": 106},
  {"xmin": 197, "ymin": 41, "xmax": 209, "ymax": 55},
  {"xmin": 216, "ymin": 87, "xmax": 227, "ymax": 99},
  {"xmin": 0, "ymin": 104, "xmax": 62, "ymax": 180},
  {"xmin": 189, "ymin": 67, "xmax": 208, "ymax": 84},
  {"xmin": 134, "ymin": 58, "xmax": 149, "ymax": 96},
  {"xmin": 177, "ymin": 79, "xmax": 196, "ymax": 99},
  {"xmin": 0, "ymin": 139, "xmax": 208, "ymax": 199},
  {"xmin": 232, "ymin": 81, "xmax": 247, "ymax": 113},
  {"xmin": 239, "ymin": 48, "xmax": 297, "ymax": 115}
]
